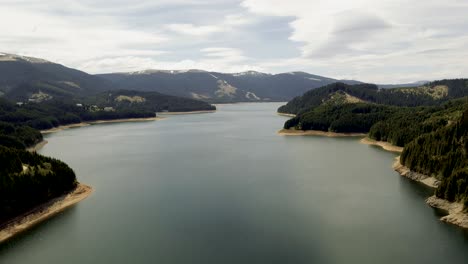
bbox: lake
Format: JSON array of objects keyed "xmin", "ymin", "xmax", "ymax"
[{"xmin": 1, "ymin": 102, "xmax": 468, "ymax": 263}]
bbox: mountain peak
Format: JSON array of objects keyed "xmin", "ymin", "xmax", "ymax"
[
  {"xmin": 126, "ymin": 69, "xmax": 209, "ymax": 75},
  {"xmin": 0, "ymin": 53, "xmax": 51, "ymax": 64},
  {"xmin": 232, "ymin": 71, "xmax": 269, "ymax": 77}
]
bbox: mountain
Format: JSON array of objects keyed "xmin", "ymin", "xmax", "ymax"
[
  {"xmin": 278, "ymin": 79, "xmax": 468, "ymax": 115},
  {"xmin": 0, "ymin": 52, "xmax": 440, "ymax": 104},
  {"xmin": 97, "ymin": 70, "xmax": 359, "ymax": 103},
  {"xmin": 0, "ymin": 53, "xmax": 215, "ymax": 113},
  {"xmin": 0, "ymin": 53, "xmax": 114, "ymax": 102}
]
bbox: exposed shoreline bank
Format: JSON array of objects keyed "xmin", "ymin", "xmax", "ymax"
[
  {"xmin": 392, "ymin": 157, "xmax": 468, "ymax": 228},
  {"xmin": 360, "ymin": 137, "xmax": 403, "ymax": 153},
  {"xmin": 26, "ymin": 140, "xmax": 49, "ymax": 152},
  {"xmin": 392, "ymin": 157, "xmax": 439, "ymax": 188},
  {"xmin": 27, "ymin": 117, "xmax": 166, "ymax": 152},
  {"xmin": 426, "ymin": 196, "xmax": 468, "ymax": 229},
  {"xmin": 0, "ymin": 184, "xmax": 93, "ymax": 244},
  {"xmin": 277, "ymin": 127, "xmax": 468, "ymax": 229},
  {"xmin": 41, "ymin": 116, "xmax": 164, "ymax": 134},
  {"xmin": 277, "ymin": 112, "xmax": 296, "ymax": 118},
  {"xmin": 157, "ymin": 110, "xmax": 216, "ymax": 115},
  {"xmin": 278, "ymin": 128, "xmax": 366, "ymax": 137}
]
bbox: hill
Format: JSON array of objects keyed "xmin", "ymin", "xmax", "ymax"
[
  {"xmin": 97, "ymin": 70, "xmax": 359, "ymax": 103},
  {"xmin": 278, "ymin": 80, "xmax": 468, "ymax": 115},
  {"xmin": 401, "ymin": 109, "xmax": 468, "ymax": 206},
  {"xmin": 0, "ymin": 146, "xmax": 77, "ymax": 225},
  {"xmin": 86, "ymin": 90, "xmax": 216, "ymax": 113},
  {"xmin": 0, "ymin": 53, "xmax": 114, "ymax": 102}
]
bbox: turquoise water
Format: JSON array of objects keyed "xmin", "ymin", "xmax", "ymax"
[{"xmin": 1, "ymin": 103, "xmax": 468, "ymax": 263}]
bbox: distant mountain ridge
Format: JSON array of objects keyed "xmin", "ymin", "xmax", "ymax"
[
  {"xmin": 98, "ymin": 70, "xmax": 430, "ymax": 103},
  {"xmin": 1, "ymin": 52, "xmax": 426, "ymax": 103},
  {"xmin": 97, "ymin": 70, "xmax": 344, "ymax": 103},
  {"xmin": 0, "ymin": 53, "xmax": 113, "ymax": 101}
]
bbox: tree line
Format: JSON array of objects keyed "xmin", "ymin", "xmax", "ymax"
[
  {"xmin": 0, "ymin": 146, "xmax": 77, "ymax": 224},
  {"xmin": 279, "ymin": 79, "xmax": 468, "ymax": 115}
]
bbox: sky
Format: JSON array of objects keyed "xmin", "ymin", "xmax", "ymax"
[{"xmin": 1, "ymin": 0, "xmax": 468, "ymax": 83}]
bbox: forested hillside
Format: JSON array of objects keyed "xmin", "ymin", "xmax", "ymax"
[
  {"xmin": 282, "ymin": 94, "xmax": 467, "ymax": 147},
  {"xmin": 0, "ymin": 89, "xmax": 215, "ymax": 149},
  {"xmin": 401, "ymin": 109, "xmax": 468, "ymax": 206},
  {"xmin": 0, "ymin": 146, "xmax": 77, "ymax": 224},
  {"xmin": 87, "ymin": 90, "xmax": 216, "ymax": 112},
  {"xmin": 0, "ymin": 98, "xmax": 155, "ymax": 147},
  {"xmin": 284, "ymin": 103, "xmax": 396, "ymax": 133},
  {"xmin": 279, "ymin": 79, "xmax": 468, "ymax": 115},
  {"xmin": 368, "ymin": 99, "xmax": 467, "ymax": 146}
]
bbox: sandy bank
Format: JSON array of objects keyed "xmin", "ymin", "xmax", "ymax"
[
  {"xmin": 0, "ymin": 184, "xmax": 93, "ymax": 243},
  {"xmin": 360, "ymin": 137, "xmax": 403, "ymax": 153},
  {"xmin": 391, "ymin": 155, "xmax": 468, "ymax": 229},
  {"xmin": 41, "ymin": 117, "xmax": 164, "ymax": 134},
  {"xmin": 392, "ymin": 157, "xmax": 439, "ymax": 188},
  {"xmin": 277, "ymin": 112, "xmax": 296, "ymax": 118},
  {"xmin": 278, "ymin": 129, "xmax": 366, "ymax": 137},
  {"xmin": 426, "ymin": 196, "xmax": 468, "ymax": 229},
  {"xmin": 41, "ymin": 123, "xmax": 90, "ymax": 134},
  {"xmin": 157, "ymin": 110, "xmax": 216, "ymax": 115},
  {"xmin": 26, "ymin": 140, "xmax": 49, "ymax": 152}
]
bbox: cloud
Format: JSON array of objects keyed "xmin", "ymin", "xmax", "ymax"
[
  {"xmin": 81, "ymin": 47, "xmax": 264, "ymax": 74},
  {"xmin": 165, "ymin": 24, "xmax": 223, "ymax": 36},
  {"xmin": 0, "ymin": 3, "xmax": 169, "ymax": 66},
  {"xmin": 241, "ymin": 0, "xmax": 468, "ymax": 82},
  {"xmin": 1, "ymin": 0, "xmax": 468, "ymax": 83},
  {"xmin": 164, "ymin": 13, "xmax": 257, "ymax": 36},
  {"xmin": 201, "ymin": 47, "xmax": 246, "ymax": 60}
]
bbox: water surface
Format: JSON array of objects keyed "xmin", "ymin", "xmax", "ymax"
[{"xmin": 1, "ymin": 103, "xmax": 468, "ymax": 263}]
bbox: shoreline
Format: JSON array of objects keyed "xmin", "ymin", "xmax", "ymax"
[
  {"xmin": 426, "ymin": 196, "xmax": 468, "ymax": 229},
  {"xmin": 0, "ymin": 184, "xmax": 93, "ymax": 244},
  {"xmin": 157, "ymin": 110, "xmax": 216, "ymax": 115},
  {"xmin": 277, "ymin": 112, "xmax": 296, "ymax": 118},
  {"xmin": 26, "ymin": 140, "xmax": 48, "ymax": 152},
  {"xmin": 278, "ymin": 128, "xmax": 366, "ymax": 137},
  {"xmin": 391, "ymin": 157, "xmax": 468, "ymax": 228},
  {"xmin": 41, "ymin": 116, "xmax": 164, "ymax": 134},
  {"xmin": 392, "ymin": 157, "xmax": 439, "ymax": 188},
  {"xmin": 277, "ymin": 126, "xmax": 468, "ymax": 229},
  {"xmin": 360, "ymin": 137, "xmax": 403, "ymax": 153}
]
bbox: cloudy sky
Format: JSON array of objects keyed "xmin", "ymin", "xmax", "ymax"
[{"xmin": 1, "ymin": 0, "xmax": 468, "ymax": 83}]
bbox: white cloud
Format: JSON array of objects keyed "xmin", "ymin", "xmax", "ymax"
[
  {"xmin": 1, "ymin": 0, "xmax": 467, "ymax": 83},
  {"xmin": 241, "ymin": 0, "xmax": 468, "ymax": 82},
  {"xmin": 201, "ymin": 47, "xmax": 246, "ymax": 61},
  {"xmin": 81, "ymin": 47, "xmax": 264, "ymax": 74},
  {"xmin": 224, "ymin": 13, "xmax": 256, "ymax": 26},
  {"xmin": 165, "ymin": 24, "xmax": 223, "ymax": 36},
  {"xmin": 164, "ymin": 13, "xmax": 256, "ymax": 36},
  {"xmin": 0, "ymin": 4, "xmax": 169, "ymax": 66}
]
